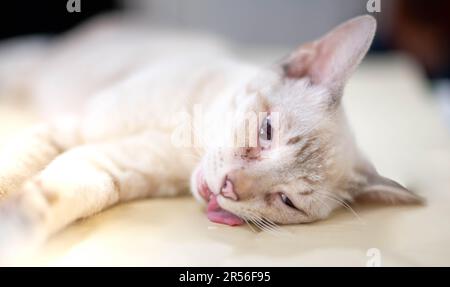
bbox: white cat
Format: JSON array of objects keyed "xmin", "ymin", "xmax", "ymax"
[{"xmin": 0, "ymin": 15, "xmax": 422, "ymax": 259}]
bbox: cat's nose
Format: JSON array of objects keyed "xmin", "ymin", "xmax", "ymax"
[{"xmin": 220, "ymin": 177, "xmax": 238, "ymax": 201}]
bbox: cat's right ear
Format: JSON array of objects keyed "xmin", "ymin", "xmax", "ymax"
[
  {"xmin": 281, "ymin": 15, "xmax": 376, "ymax": 95},
  {"xmin": 355, "ymin": 174, "xmax": 425, "ymax": 205},
  {"xmin": 351, "ymin": 161, "xmax": 424, "ymax": 205}
]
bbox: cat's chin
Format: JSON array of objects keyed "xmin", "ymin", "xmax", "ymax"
[{"xmin": 194, "ymin": 168, "xmax": 244, "ymax": 226}]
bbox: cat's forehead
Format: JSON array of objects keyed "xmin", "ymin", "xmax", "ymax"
[
  {"xmin": 246, "ymin": 71, "xmax": 330, "ymax": 111},
  {"xmin": 246, "ymin": 70, "xmax": 282, "ymax": 95}
]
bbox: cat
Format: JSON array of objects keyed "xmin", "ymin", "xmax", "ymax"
[{"xmin": 0, "ymin": 15, "xmax": 422, "ymax": 260}]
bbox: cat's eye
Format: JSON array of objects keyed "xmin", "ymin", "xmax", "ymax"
[
  {"xmin": 259, "ymin": 115, "xmax": 272, "ymax": 143},
  {"xmin": 280, "ymin": 193, "xmax": 296, "ymax": 209}
]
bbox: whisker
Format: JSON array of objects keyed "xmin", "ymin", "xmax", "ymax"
[
  {"xmin": 261, "ymin": 217, "xmax": 282, "ymax": 232},
  {"xmin": 257, "ymin": 218, "xmax": 279, "ymax": 233},
  {"xmin": 315, "ymin": 190, "xmax": 365, "ymax": 224},
  {"xmin": 244, "ymin": 211, "xmax": 276, "ymax": 234},
  {"xmin": 250, "ymin": 218, "xmax": 266, "ymax": 232},
  {"xmin": 243, "ymin": 217, "xmax": 258, "ymax": 233},
  {"xmin": 260, "ymin": 218, "xmax": 289, "ymax": 236},
  {"xmin": 257, "ymin": 219, "xmax": 282, "ymax": 235},
  {"xmin": 245, "ymin": 210, "xmax": 289, "ymax": 236}
]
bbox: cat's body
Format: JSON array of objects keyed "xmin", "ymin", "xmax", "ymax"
[{"xmin": 0, "ymin": 15, "xmax": 422, "ymax": 260}]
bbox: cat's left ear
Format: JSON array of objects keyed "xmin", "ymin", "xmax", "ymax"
[{"xmin": 282, "ymin": 15, "xmax": 376, "ymax": 94}]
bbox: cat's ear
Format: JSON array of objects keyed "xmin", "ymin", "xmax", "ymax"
[
  {"xmin": 352, "ymin": 163, "xmax": 424, "ymax": 204},
  {"xmin": 356, "ymin": 175, "xmax": 424, "ymax": 204},
  {"xmin": 281, "ymin": 15, "xmax": 376, "ymax": 93}
]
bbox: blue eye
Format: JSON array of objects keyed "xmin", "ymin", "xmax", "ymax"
[{"xmin": 259, "ymin": 115, "xmax": 272, "ymax": 141}]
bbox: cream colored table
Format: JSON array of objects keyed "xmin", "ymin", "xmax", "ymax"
[{"xmin": 1, "ymin": 55, "xmax": 449, "ymax": 266}]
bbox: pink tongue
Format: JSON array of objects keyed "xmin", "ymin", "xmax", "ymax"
[{"xmin": 207, "ymin": 194, "xmax": 244, "ymax": 226}]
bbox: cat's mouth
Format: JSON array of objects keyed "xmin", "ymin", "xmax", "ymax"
[{"xmin": 196, "ymin": 169, "xmax": 244, "ymax": 226}]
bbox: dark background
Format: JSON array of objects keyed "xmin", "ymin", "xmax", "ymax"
[
  {"xmin": 0, "ymin": 0, "xmax": 120, "ymax": 39},
  {"xmin": 0, "ymin": 0, "xmax": 448, "ymax": 80}
]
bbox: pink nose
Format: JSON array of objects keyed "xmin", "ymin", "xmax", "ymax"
[{"xmin": 220, "ymin": 178, "xmax": 238, "ymax": 201}]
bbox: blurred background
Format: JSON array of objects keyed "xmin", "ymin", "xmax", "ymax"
[
  {"xmin": 1, "ymin": 1, "xmax": 450, "ymax": 266},
  {"xmin": 0, "ymin": 0, "xmax": 449, "ymax": 126}
]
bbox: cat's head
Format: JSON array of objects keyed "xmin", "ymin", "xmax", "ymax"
[{"xmin": 191, "ymin": 15, "xmax": 422, "ymax": 226}]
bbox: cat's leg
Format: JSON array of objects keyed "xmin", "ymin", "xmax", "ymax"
[
  {"xmin": 0, "ymin": 123, "xmax": 72, "ymax": 199},
  {"xmin": 0, "ymin": 131, "xmax": 193, "ymax": 261}
]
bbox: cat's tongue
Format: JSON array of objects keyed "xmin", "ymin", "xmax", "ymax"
[{"xmin": 207, "ymin": 194, "xmax": 244, "ymax": 226}]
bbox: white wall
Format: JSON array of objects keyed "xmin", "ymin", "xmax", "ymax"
[{"xmin": 123, "ymin": 0, "xmax": 368, "ymax": 46}]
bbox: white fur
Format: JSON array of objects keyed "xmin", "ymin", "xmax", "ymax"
[{"xmin": 0, "ymin": 15, "xmax": 421, "ymax": 261}]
